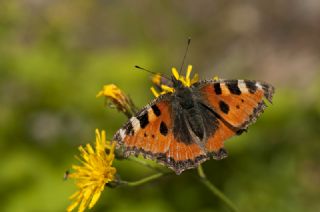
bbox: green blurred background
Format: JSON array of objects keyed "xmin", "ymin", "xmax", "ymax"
[{"xmin": 1, "ymin": 1, "xmax": 320, "ymax": 212}]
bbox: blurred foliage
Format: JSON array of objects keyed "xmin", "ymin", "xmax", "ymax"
[{"xmin": 0, "ymin": 0, "xmax": 320, "ymax": 212}]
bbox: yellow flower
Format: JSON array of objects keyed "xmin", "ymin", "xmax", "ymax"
[
  {"xmin": 150, "ymin": 65, "xmax": 199, "ymax": 97},
  {"xmin": 96, "ymin": 84, "xmax": 136, "ymax": 117},
  {"xmin": 67, "ymin": 129, "xmax": 116, "ymax": 212}
]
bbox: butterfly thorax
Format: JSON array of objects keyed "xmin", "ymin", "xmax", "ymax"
[
  {"xmin": 171, "ymin": 80, "xmax": 208, "ymax": 147},
  {"xmin": 171, "ymin": 76, "xmax": 194, "ymax": 110}
]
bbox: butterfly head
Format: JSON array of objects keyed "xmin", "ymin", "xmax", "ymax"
[{"xmin": 171, "ymin": 75, "xmax": 184, "ymax": 89}]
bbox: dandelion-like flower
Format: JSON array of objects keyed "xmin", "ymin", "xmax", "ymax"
[
  {"xmin": 67, "ymin": 129, "xmax": 116, "ymax": 212},
  {"xmin": 97, "ymin": 84, "xmax": 137, "ymax": 117},
  {"xmin": 150, "ymin": 65, "xmax": 199, "ymax": 97}
]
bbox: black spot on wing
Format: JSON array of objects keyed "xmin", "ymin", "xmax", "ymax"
[
  {"xmin": 151, "ymin": 104, "xmax": 161, "ymax": 117},
  {"xmin": 219, "ymin": 101, "xmax": 230, "ymax": 114},
  {"xmin": 137, "ymin": 113, "xmax": 149, "ymax": 129},
  {"xmin": 245, "ymin": 81, "xmax": 257, "ymax": 94},
  {"xmin": 160, "ymin": 121, "xmax": 168, "ymax": 136},
  {"xmin": 214, "ymin": 83, "xmax": 222, "ymax": 95},
  {"xmin": 226, "ymin": 80, "xmax": 241, "ymax": 95},
  {"xmin": 236, "ymin": 128, "xmax": 247, "ymax": 135}
]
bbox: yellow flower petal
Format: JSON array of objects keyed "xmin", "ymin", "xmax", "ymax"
[
  {"xmin": 78, "ymin": 146, "xmax": 89, "ymax": 162},
  {"xmin": 78, "ymin": 197, "xmax": 88, "ymax": 212},
  {"xmin": 151, "ymin": 74, "xmax": 162, "ymax": 86},
  {"xmin": 69, "ymin": 191, "xmax": 81, "ymax": 200},
  {"xmin": 185, "ymin": 65, "xmax": 192, "ymax": 86},
  {"xmin": 97, "ymin": 84, "xmax": 136, "ymax": 117},
  {"xmin": 150, "ymin": 87, "xmax": 160, "ymax": 97},
  {"xmin": 86, "ymin": 144, "xmax": 94, "ymax": 155},
  {"xmin": 67, "ymin": 200, "xmax": 80, "ymax": 212},
  {"xmin": 191, "ymin": 73, "xmax": 199, "ymax": 84},
  {"xmin": 89, "ymin": 189, "xmax": 102, "ymax": 209},
  {"xmin": 161, "ymin": 85, "xmax": 174, "ymax": 93},
  {"xmin": 67, "ymin": 129, "xmax": 116, "ymax": 212},
  {"xmin": 96, "ymin": 84, "xmax": 118, "ymax": 99},
  {"xmin": 150, "ymin": 65, "xmax": 200, "ymax": 97},
  {"xmin": 171, "ymin": 67, "xmax": 179, "ymax": 80}
]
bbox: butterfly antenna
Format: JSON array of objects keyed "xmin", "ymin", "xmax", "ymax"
[
  {"xmin": 134, "ymin": 65, "xmax": 170, "ymax": 80},
  {"xmin": 179, "ymin": 37, "xmax": 191, "ymax": 75}
]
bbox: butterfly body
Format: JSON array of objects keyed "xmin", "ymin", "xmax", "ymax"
[
  {"xmin": 114, "ymin": 76, "xmax": 274, "ymax": 174},
  {"xmin": 171, "ymin": 79, "xmax": 218, "ymax": 148}
]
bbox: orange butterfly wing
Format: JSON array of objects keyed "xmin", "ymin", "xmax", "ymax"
[{"xmin": 195, "ymin": 79, "xmax": 274, "ymax": 153}]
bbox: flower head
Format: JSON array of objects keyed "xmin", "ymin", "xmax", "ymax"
[
  {"xmin": 67, "ymin": 129, "xmax": 116, "ymax": 212},
  {"xmin": 97, "ymin": 84, "xmax": 137, "ymax": 118},
  {"xmin": 150, "ymin": 65, "xmax": 199, "ymax": 97}
]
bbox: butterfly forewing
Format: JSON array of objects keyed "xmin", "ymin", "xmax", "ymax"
[{"xmin": 195, "ymin": 79, "xmax": 274, "ymax": 130}]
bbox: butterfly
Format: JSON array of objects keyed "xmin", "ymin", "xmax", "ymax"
[{"xmin": 112, "ymin": 64, "xmax": 274, "ymax": 175}]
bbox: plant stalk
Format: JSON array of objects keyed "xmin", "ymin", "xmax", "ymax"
[
  {"xmin": 197, "ymin": 165, "xmax": 239, "ymax": 212},
  {"xmin": 121, "ymin": 172, "xmax": 165, "ymax": 187}
]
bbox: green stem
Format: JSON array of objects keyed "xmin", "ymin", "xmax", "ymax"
[
  {"xmin": 128, "ymin": 157, "xmax": 171, "ymax": 173},
  {"xmin": 197, "ymin": 165, "xmax": 239, "ymax": 212},
  {"xmin": 121, "ymin": 172, "xmax": 165, "ymax": 187}
]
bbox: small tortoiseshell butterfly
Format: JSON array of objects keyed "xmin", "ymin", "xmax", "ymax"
[{"xmin": 113, "ymin": 47, "xmax": 274, "ymax": 175}]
